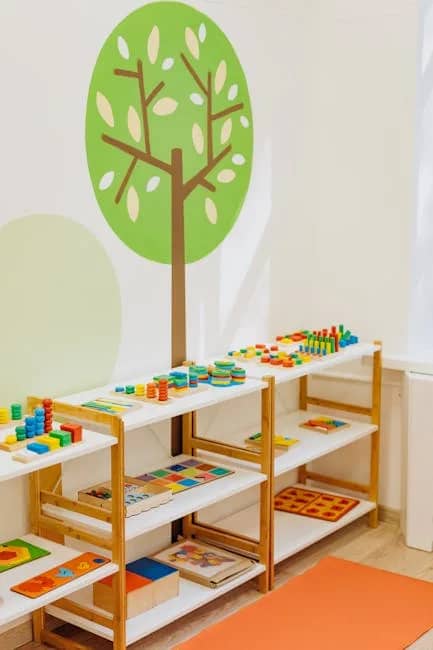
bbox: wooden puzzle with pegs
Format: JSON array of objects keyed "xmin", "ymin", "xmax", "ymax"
[
  {"xmin": 274, "ymin": 486, "xmax": 359, "ymax": 522},
  {"xmin": 136, "ymin": 457, "xmax": 234, "ymax": 494}
]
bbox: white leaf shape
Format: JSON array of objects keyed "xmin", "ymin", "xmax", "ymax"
[
  {"xmin": 228, "ymin": 84, "xmax": 238, "ymax": 101},
  {"xmin": 146, "ymin": 176, "xmax": 160, "ymax": 192},
  {"xmin": 162, "ymin": 57, "xmax": 174, "ymax": 70},
  {"xmin": 185, "ymin": 27, "xmax": 200, "ymax": 60},
  {"xmin": 232, "ymin": 154, "xmax": 246, "ymax": 166},
  {"xmin": 199, "ymin": 23, "xmax": 207, "ymax": 43},
  {"xmin": 190, "ymin": 93, "xmax": 204, "ymax": 106},
  {"xmin": 96, "ymin": 91, "xmax": 114, "ymax": 127},
  {"xmin": 127, "ymin": 186, "xmax": 139, "ymax": 222},
  {"xmin": 127, "ymin": 106, "xmax": 141, "ymax": 143},
  {"xmin": 215, "ymin": 61, "xmax": 227, "ymax": 95},
  {"xmin": 220, "ymin": 118, "xmax": 232, "ymax": 144},
  {"xmin": 205, "ymin": 197, "xmax": 218, "ymax": 224},
  {"xmin": 153, "ymin": 97, "xmax": 178, "ymax": 116},
  {"xmin": 192, "ymin": 123, "xmax": 204, "ymax": 154},
  {"xmin": 99, "ymin": 171, "xmax": 115, "ymax": 191},
  {"xmin": 240, "ymin": 115, "xmax": 250, "ymax": 128},
  {"xmin": 218, "ymin": 169, "xmax": 236, "ymax": 183},
  {"xmin": 148, "ymin": 25, "xmax": 160, "ymax": 64},
  {"xmin": 117, "ymin": 36, "xmax": 129, "ymax": 60}
]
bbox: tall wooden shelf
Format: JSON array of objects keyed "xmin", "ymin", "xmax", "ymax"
[
  {"xmin": 0, "ymin": 341, "xmax": 382, "ymax": 648},
  {"xmin": 30, "ymin": 376, "xmax": 275, "ymax": 649}
]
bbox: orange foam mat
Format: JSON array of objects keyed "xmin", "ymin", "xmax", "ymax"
[{"xmin": 175, "ymin": 557, "xmax": 433, "ymax": 650}]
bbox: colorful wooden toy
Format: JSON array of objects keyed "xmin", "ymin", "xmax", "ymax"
[
  {"xmin": 274, "ymin": 486, "xmax": 359, "ymax": 522},
  {"xmin": 125, "ymin": 557, "xmax": 179, "ymax": 606},
  {"xmin": 27, "ymin": 442, "xmax": 50, "ymax": 455},
  {"xmin": 11, "ymin": 552, "xmax": 110, "ymax": 599},
  {"xmin": 158, "ymin": 378, "xmax": 169, "ymax": 402},
  {"xmin": 136, "ymin": 457, "xmax": 233, "ymax": 495},
  {"xmin": 78, "ymin": 476, "xmax": 172, "ymax": 517},
  {"xmin": 60, "ymin": 423, "xmax": 83, "ymax": 443},
  {"xmin": 300, "ymin": 416, "xmax": 350, "ymax": 433},
  {"xmin": 0, "ymin": 538, "xmax": 50, "ymax": 573}
]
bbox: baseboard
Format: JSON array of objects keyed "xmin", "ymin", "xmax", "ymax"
[{"xmin": 379, "ymin": 504, "xmax": 400, "ymax": 527}]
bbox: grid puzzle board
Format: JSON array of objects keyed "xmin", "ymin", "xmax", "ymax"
[
  {"xmin": 274, "ymin": 486, "xmax": 359, "ymax": 522},
  {"xmin": 136, "ymin": 458, "xmax": 234, "ymax": 494}
]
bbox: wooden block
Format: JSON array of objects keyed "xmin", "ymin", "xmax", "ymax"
[
  {"xmin": 93, "ymin": 571, "xmax": 153, "ymax": 619},
  {"xmin": 49, "ymin": 430, "xmax": 72, "ymax": 447},
  {"xmin": 38, "ymin": 435, "xmax": 60, "ymax": 451},
  {"xmin": 126, "ymin": 557, "xmax": 179, "ymax": 606},
  {"xmin": 78, "ymin": 477, "xmax": 172, "ymax": 517},
  {"xmin": 60, "ymin": 423, "xmax": 83, "ymax": 443},
  {"xmin": 0, "ymin": 439, "xmax": 28, "ymax": 452},
  {"xmin": 12, "ymin": 449, "xmax": 40, "ymax": 463}
]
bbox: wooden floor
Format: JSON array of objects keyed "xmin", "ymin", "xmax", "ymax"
[{"xmin": 18, "ymin": 517, "xmax": 433, "ymax": 649}]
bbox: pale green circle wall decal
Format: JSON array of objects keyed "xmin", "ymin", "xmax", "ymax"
[
  {"xmin": 86, "ymin": 1, "xmax": 253, "ymax": 264},
  {"xmin": 0, "ymin": 215, "xmax": 121, "ymax": 406}
]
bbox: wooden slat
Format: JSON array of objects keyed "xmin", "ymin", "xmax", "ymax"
[
  {"xmin": 40, "ymin": 491, "xmax": 113, "ymax": 523},
  {"xmin": 54, "ymin": 597, "xmax": 113, "ymax": 629},
  {"xmin": 258, "ymin": 375, "xmax": 274, "ymax": 593},
  {"xmin": 369, "ymin": 341, "xmax": 382, "ymax": 527},
  {"xmin": 190, "ymin": 437, "xmax": 260, "ymax": 463},
  {"xmin": 37, "ymin": 515, "xmax": 112, "ymax": 550},
  {"xmin": 188, "ymin": 522, "xmax": 259, "ymax": 555},
  {"xmin": 305, "ymin": 471, "xmax": 369, "ymax": 494},
  {"xmin": 40, "ymin": 629, "xmax": 90, "ymax": 650},
  {"xmin": 306, "ymin": 396, "xmax": 372, "ymax": 417},
  {"xmin": 110, "ymin": 418, "xmax": 127, "ymax": 650},
  {"xmin": 298, "ymin": 376, "xmax": 308, "ymax": 484}
]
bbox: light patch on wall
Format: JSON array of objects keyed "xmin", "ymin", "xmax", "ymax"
[{"xmin": 0, "ymin": 215, "xmax": 121, "ymax": 405}]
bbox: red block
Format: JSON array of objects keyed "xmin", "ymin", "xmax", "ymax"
[{"xmin": 60, "ymin": 423, "xmax": 82, "ymax": 443}]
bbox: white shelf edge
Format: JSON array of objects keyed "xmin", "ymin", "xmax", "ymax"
[
  {"xmin": 0, "ymin": 428, "xmax": 117, "ymax": 483},
  {"xmin": 0, "ymin": 534, "xmax": 117, "ymax": 627},
  {"xmin": 47, "ymin": 563, "xmax": 265, "ymax": 644},
  {"xmin": 42, "ymin": 454, "xmax": 266, "ymax": 540}
]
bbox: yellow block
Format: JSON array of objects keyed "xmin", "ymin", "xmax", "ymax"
[{"xmin": 39, "ymin": 435, "xmax": 60, "ymax": 450}]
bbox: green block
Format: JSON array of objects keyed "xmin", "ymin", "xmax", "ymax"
[{"xmin": 49, "ymin": 430, "xmax": 72, "ymax": 447}]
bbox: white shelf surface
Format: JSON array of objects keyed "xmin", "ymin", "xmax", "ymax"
[
  {"xmin": 61, "ymin": 374, "xmax": 267, "ymax": 432},
  {"xmin": 214, "ymin": 342, "xmax": 379, "ymax": 385},
  {"xmin": 215, "ymin": 484, "xmax": 376, "ymax": 564},
  {"xmin": 42, "ymin": 454, "xmax": 266, "ymax": 540},
  {"xmin": 0, "ymin": 427, "xmax": 117, "ymax": 483},
  {"xmin": 210, "ymin": 410, "xmax": 377, "ymax": 477},
  {"xmin": 0, "ymin": 534, "xmax": 117, "ymax": 627},
  {"xmin": 47, "ymin": 562, "xmax": 264, "ymax": 644}
]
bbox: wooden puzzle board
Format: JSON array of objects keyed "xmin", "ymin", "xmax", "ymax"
[
  {"xmin": 299, "ymin": 416, "xmax": 350, "ymax": 433},
  {"xmin": 81, "ymin": 397, "xmax": 142, "ymax": 415},
  {"xmin": 11, "ymin": 552, "xmax": 110, "ymax": 598},
  {"xmin": 0, "ymin": 539, "xmax": 50, "ymax": 573},
  {"xmin": 274, "ymin": 486, "xmax": 359, "ymax": 522},
  {"xmin": 110, "ymin": 383, "xmax": 209, "ymax": 405},
  {"xmin": 136, "ymin": 458, "xmax": 234, "ymax": 495}
]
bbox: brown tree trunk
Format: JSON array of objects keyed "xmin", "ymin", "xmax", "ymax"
[{"xmin": 170, "ymin": 148, "xmax": 186, "ymax": 459}]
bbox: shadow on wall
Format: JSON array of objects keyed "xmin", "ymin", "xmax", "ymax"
[{"xmin": 0, "ymin": 214, "xmax": 122, "ymax": 405}]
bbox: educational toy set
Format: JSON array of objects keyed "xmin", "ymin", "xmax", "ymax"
[
  {"xmin": 136, "ymin": 457, "xmax": 234, "ymax": 494},
  {"xmin": 245, "ymin": 432, "xmax": 299, "ymax": 449},
  {"xmin": 0, "ymin": 398, "xmax": 84, "ymax": 463},
  {"xmin": 300, "ymin": 416, "xmax": 349, "ymax": 433},
  {"xmin": 78, "ymin": 477, "xmax": 172, "ymax": 517},
  {"xmin": 0, "ymin": 403, "xmax": 23, "ymax": 428},
  {"xmin": 274, "ymin": 486, "xmax": 359, "ymax": 522},
  {"xmin": 11, "ymin": 553, "xmax": 111, "ymax": 599},
  {"xmin": 0, "ymin": 539, "xmax": 50, "ymax": 574},
  {"xmin": 93, "ymin": 556, "xmax": 179, "ymax": 618}
]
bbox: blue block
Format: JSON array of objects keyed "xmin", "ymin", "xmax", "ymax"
[
  {"xmin": 25, "ymin": 417, "xmax": 36, "ymax": 425},
  {"xmin": 115, "ymin": 386, "xmax": 125, "ymax": 392},
  {"xmin": 27, "ymin": 442, "xmax": 50, "ymax": 454},
  {"xmin": 126, "ymin": 557, "xmax": 178, "ymax": 581},
  {"xmin": 34, "ymin": 408, "xmax": 45, "ymax": 417}
]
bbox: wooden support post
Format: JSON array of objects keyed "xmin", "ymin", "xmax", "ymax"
[
  {"xmin": 111, "ymin": 418, "xmax": 126, "ymax": 650},
  {"xmin": 258, "ymin": 375, "xmax": 274, "ymax": 593},
  {"xmin": 298, "ymin": 376, "xmax": 308, "ymax": 484},
  {"xmin": 182, "ymin": 411, "xmax": 194, "ymax": 539},
  {"xmin": 368, "ymin": 341, "xmax": 382, "ymax": 527}
]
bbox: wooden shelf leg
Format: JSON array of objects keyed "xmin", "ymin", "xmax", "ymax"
[
  {"xmin": 368, "ymin": 342, "xmax": 382, "ymax": 528},
  {"xmin": 111, "ymin": 420, "xmax": 127, "ymax": 650},
  {"xmin": 298, "ymin": 376, "xmax": 308, "ymax": 484},
  {"xmin": 259, "ymin": 376, "xmax": 275, "ymax": 593}
]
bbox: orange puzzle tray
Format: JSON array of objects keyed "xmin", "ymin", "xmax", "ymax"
[
  {"xmin": 274, "ymin": 486, "xmax": 359, "ymax": 522},
  {"xmin": 11, "ymin": 552, "xmax": 110, "ymax": 598}
]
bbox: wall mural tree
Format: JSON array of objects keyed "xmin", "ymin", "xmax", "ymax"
[{"xmin": 86, "ymin": 1, "xmax": 253, "ymax": 365}]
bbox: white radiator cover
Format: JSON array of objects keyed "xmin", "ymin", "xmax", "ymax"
[{"xmin": 403, "ymin": 372, "xmax": 433, "ymax": 551}]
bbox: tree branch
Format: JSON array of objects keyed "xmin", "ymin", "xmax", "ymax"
[
  {"xmin": 207, "ymin": 72, "xmax": 213, "ymax": 165},
  {"xmin": 181, "ymin": 53, "xmax": 207, "ymax": 96},
  {"xmin": 114, "ymin": 68, "xmax": 139, "ymax": 79},
  {"xmin": 183, "ymin": 145, "xmax": 231, "ymax": 199},
  {"xmin": 136, "ymin": 60, "xmax": 151, "ymax": 153},
  {"xmin": 102, "ymin": 134, "xmax": 173, "ymax": 175},
  {"xmin": 212, "ymin": 103, "xmax": 244, "ymax": 121},
  {"xmin": 115, "ymin": 157, "xmax": 138, "ymax": 203},
  {"xmin": 146, "ymin": 81, "xmax": 165, "ymax": 106}
]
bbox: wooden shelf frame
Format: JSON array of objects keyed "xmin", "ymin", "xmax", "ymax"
[
  {"xmin": 26, "ymin": 397, "xmax": 126, "ymax": 650},
  {"xmin": 181, "ymin": 376, "xmax": 275, "ymax": 594}
]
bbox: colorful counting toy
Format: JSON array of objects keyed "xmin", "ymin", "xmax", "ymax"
[{"xmin": 0, "ymin": 403, "xmax": 23, "ymax": 428}]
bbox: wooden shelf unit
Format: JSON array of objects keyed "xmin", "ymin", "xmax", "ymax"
[{"xmin": 31, "ymin": 376, "xmax": 275, "ymax": 649}]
